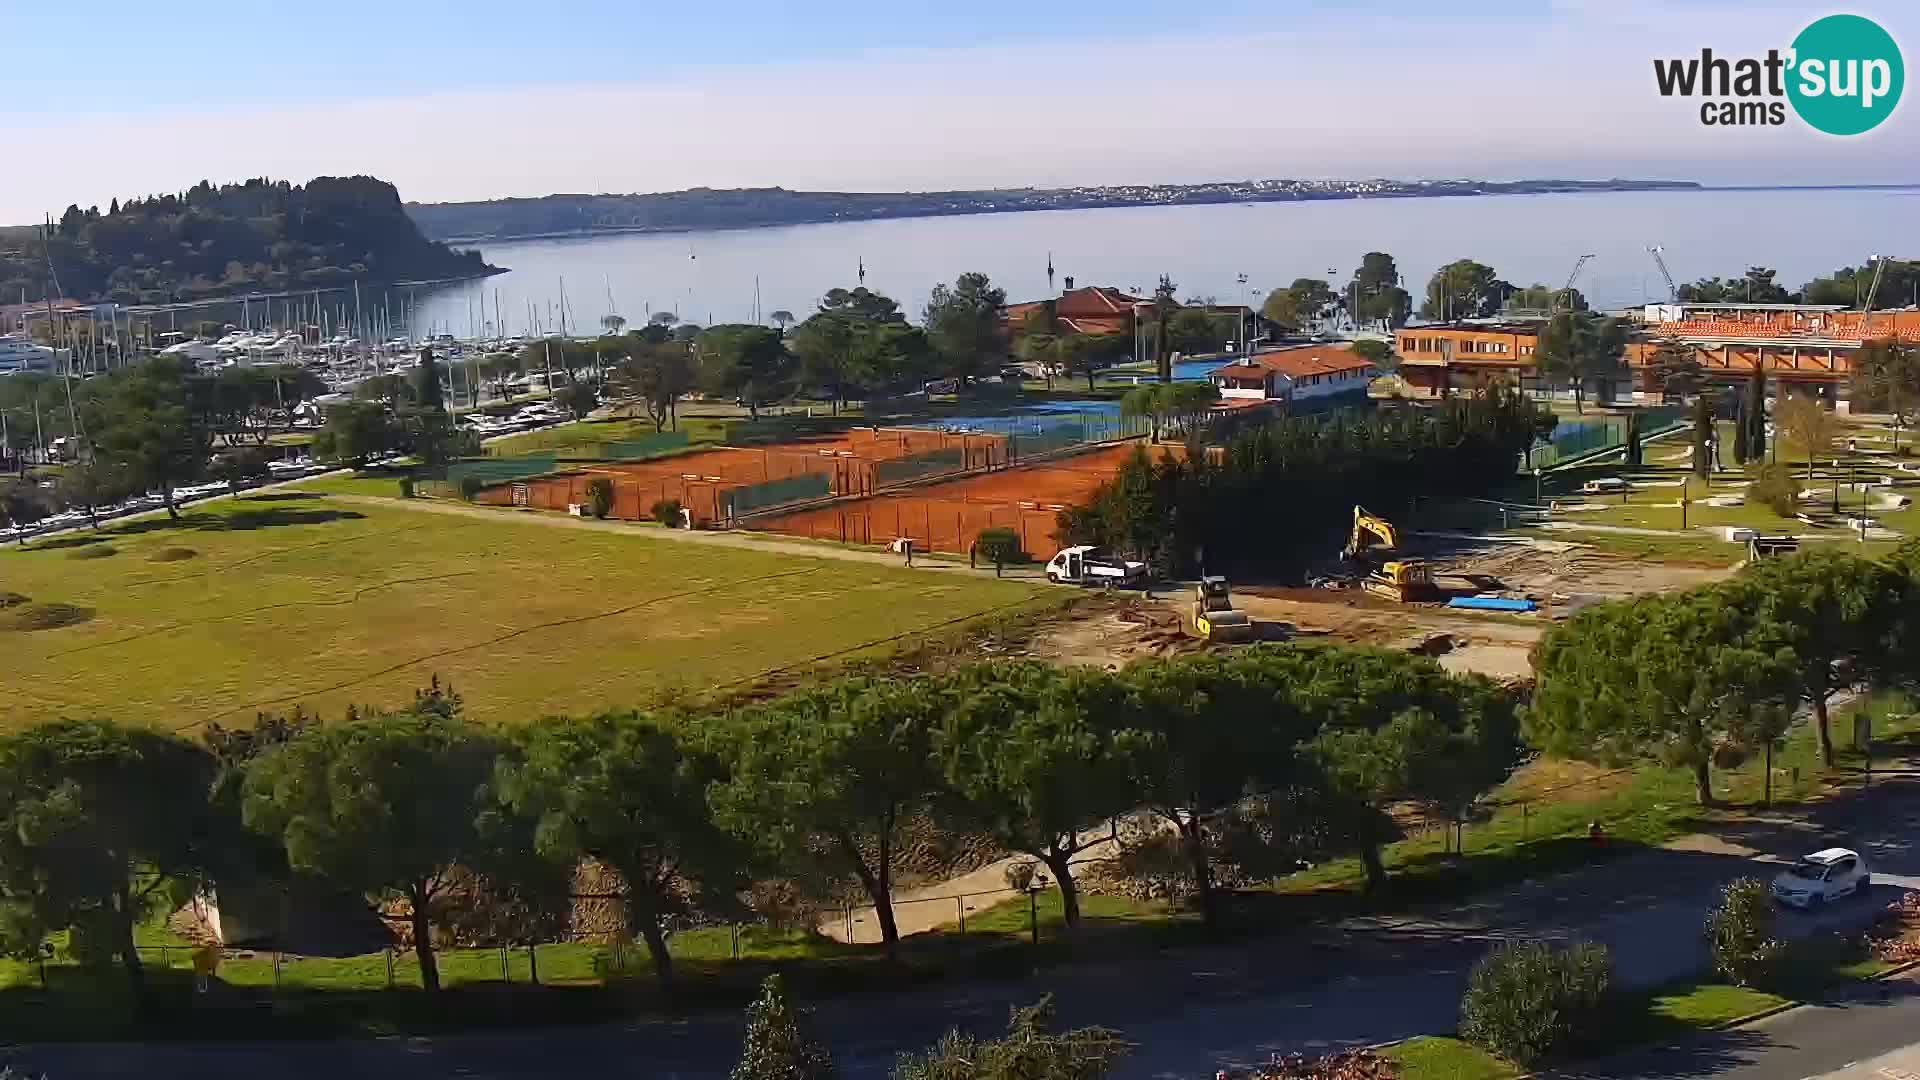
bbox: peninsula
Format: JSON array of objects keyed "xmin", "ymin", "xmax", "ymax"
[{"xmin": 405, "ymin": 177, "xmax": 1701, "ymax": 243}]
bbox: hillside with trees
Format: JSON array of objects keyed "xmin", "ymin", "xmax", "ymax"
[{"xmin": 0, "ymin": 176, "xmax": 495, "ymax": 305}]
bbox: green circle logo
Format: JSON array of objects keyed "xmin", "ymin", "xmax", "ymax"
[{"xmin": 1788, "ymin": 14, "xmax": 1903, "ymax": 135}]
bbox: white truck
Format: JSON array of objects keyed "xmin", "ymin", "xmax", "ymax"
[{"xmin": 1044, "ymin": 545, "xmax": 1149, "ymax": 587}]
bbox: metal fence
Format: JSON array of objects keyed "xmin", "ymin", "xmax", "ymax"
[
  {"xmin": 723, "ymin": 472, "xmax": 832, "ymax": 518},
  {"xmin": 1528, "ymin": 406, "xmax": 1687, "ymax": 471},
  {"xmin": 443, "ymin": 454, "xmax": 559, "ymax": 490},
  {"xmin": 591, "ymin": 432, "xmax": 693, "ymax": 461},
  {"xmin": 873, "ymin": 446, "xmax": 969, "ymax": 488}
]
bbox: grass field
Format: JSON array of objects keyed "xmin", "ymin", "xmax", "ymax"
[
  {"xmin": 0, "ymin": 493, "xmax": 1046, "ymax": 731},
  {"xmin": 482, "ymin": 415, "xmax": 728, "ymax": 457}
]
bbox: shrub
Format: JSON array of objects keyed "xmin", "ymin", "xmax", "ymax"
[
  {"xmin": 974, "ymin": 526, "xmax": 1028, "ymax": 572},
  {"xmin": 893, "ymin": 996, "xmax": 1128, "ymax": 1080},
  {"xmin": 651, "ymin": 498, "xmax": 685, "ymax": 527},
  {"xmin": 729, "ymin": 975, "xmax": 832, "ymax": 1080},
  {"xmin": 1746, "ymin": 463, "xmax": 1802, "ymax": 518},
  {"xmin": 1707, "ymin": 877, "xmax": 1783, "ymax": 987},
  {"xmin": 1459, "ymin": 939, "xmax": 1612, "ymax": 1066},
  {"xmin": 586, "ymin": 477, "xmax": 614, "ymax": 520},
  {"xmin": 458, "ymin": 475, "xmax": 484, "ymax": 502},
  {"xmin": 398, "ymin": 477, "xmax": 416, "ymax": 499},
  {"xmin": 67, "ymin": 545, "xmax": 118, "ymax": 560},
  {"xmin": 1237, "ymin": 1049, "xmax": 1399, "ymax": 1079}
]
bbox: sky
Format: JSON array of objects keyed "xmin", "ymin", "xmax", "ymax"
[{"xmin": 4, "ymin": 0, "xmax": 1917, "ymax": 223}]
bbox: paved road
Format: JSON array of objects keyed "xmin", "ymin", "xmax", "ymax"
[
  {"xmin": 1557, "ymin": 969, "xmax": 1920, "ymax": 1080},
  {"xmin": 10, "ymin": 774, "xmax": 1920, "ymax": 1080}
]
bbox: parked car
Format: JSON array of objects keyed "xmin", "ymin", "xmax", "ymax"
[{"xmin": 1771, "ymin": 847, "xmax": 1869, "ymax": 909}]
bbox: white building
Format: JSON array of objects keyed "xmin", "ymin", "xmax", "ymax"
[
  {"xmin": 0, "ymin": 334, "xmax": 60, "ymax": 376},
  {"xmin": 1208, "ymin": 344, "xmax": 1375, "ymax": 403}
]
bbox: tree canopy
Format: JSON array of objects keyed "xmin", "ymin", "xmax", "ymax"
[
  {"xmin": 1419, "ymin": 259, "xmax": 1513, "ymax": 320},
  {"xmin": 923, "ymin": 272, "xmax": 1008, "ymax": 384},
  {"xmin": 1530, "ymin": 589, "xmax": 1799, "ymax": 804},
  {"xmin": 241, "ymin": 699, "xmax": 500, "ymax": 992},
  {"xmin": 0, "ymin": 720, "xmax": 217, "ymax": 992},
  {"xmin": 495, "ymin": 712, "xmax": 741, "ymax": 989},
  {"xmin": 8, "ymin": 176, "xmax": 491, "ymax": 304}
]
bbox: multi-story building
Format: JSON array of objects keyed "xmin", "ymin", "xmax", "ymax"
[{"xmin": 1395, "ymin": 303, "xmax": 1920, "ymax": 411}]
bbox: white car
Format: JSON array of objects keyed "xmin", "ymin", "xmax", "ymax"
[{"xmin": 1771, "ymin": 847, "xmax": 1870, "ymax": 909}]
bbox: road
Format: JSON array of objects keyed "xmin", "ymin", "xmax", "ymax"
[
  {"xmin": 9, "ymin": 772, "xmax": 1920, "ymax": 1080},
  {"xmin": 1558, "ymin": 969, "xmax": 1920, "ymax": 1080}
]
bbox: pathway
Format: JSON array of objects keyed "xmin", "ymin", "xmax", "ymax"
[{"xmin": 322, "ymin": 494, "xmax": 1053, "ymax": 582}]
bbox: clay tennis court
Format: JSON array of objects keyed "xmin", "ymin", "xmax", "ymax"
[
  {"xmin": 473, "ymin": 427, "xmax": 1006, "ymax": 525},
  {"xmin": 751, "ymin": 441, "xmax": 1181, "ymax": 556}
]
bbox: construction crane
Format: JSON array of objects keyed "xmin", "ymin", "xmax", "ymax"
[
  {"xmin": 1554, "ymin": 254, "xmax": 1596, "ymax": 313},
  {"xmin": 1862, "ymin": 253, "xmax": 1891, "ymax": 314},
  {"xmin": 1647, "ymin": 246, "xmax": 1678, "ymax": 303},
  {"xmin": 1341, "ymin": 506, "xmax": 1435, "ymax": 603}
]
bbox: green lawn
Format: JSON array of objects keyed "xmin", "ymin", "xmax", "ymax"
[
  {"xmin": 0, "ymin": 494, "xmax": 1046, "ymax": 731},
  {"xmin": 1387, "ymin": 1038, "xmax": 1519, "ymax": 1080},
  {"xmin": 482, "ymin": 415, "xmax": 727, "ymax": 457},
  {"xmin": 1394, "ymin": 933, "xmax": 1898, "ymax": 1080}
]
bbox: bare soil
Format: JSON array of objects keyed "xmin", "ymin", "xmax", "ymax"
[{"xmin": 1021, "ymin": 537, "xmax": 1733, "ymax": 682}]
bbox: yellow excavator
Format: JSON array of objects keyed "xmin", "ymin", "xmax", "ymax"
[{"xmin": 1342, "ymin": 506, "xmax": 1435, "ymax": 602}]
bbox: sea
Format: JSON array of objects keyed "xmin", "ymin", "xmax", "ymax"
[{"xmin": 406, "ymin": 186, "xmax": 1920, "ymax": 340}]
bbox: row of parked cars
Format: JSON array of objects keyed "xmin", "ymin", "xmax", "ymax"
[{"xmin": 1, "ymin": 455, "xmax": 340, "ymax": 543}]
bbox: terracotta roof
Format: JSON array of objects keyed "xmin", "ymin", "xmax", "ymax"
[
  {"xmin": 1211, "ymin": 363, "xmax": 1270, "ymax": 379},
  {"xmin": 1055, "ymin": 286, "xmax": 1148, "ymax": 318},
  {"xmin": 1241, "ymin": 345, "xmax": 1373, "ymax": 378}
]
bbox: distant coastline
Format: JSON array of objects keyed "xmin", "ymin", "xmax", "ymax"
[{"xmin": 406, "ymin": 177, "xmax": 1704, "ymax": 245}]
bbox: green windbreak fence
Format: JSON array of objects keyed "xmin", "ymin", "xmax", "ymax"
[
  {"xmin": 724, "ymin": 473, "xmax": 831, "ymax": 518},
  {"xmin": 600, "ymin": 432, "xmax": 691, "ymax": 460},
  {"xmin": 923, "ymin": 409, "xmax": 1153, "ymax": 463},
  {"xmin": 444, "ymin": 455, "xmax": 558, "ymax": 488},
  {"xmin": 1528, "ymin": 406, "xmax": 1688, "ymax": 471},
  {"xmin": 874, "ymin": 447, "xmax": 968, "ymax": 487},
  {"xmin": 724, "ymin": 417, "xmax": 851, "ymax": 444}
]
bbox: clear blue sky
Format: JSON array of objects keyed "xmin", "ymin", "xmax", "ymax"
[
  {"xmin": 11, "ymin": 0, "xmax": 1339, "ymax": 112},
  {"xmin": 4, "ymin": 0, "xmax": 1915, "ymax": 222}
]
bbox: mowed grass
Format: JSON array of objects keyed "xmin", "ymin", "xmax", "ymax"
[
  {"xmin": 0, "ymin": 493, "xmax": 1045, "ymax": 731},
  {"xmin": 482, "ymin": 415, "xmax": 728, "ymax": 457}
]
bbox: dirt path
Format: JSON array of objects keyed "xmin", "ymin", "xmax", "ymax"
[{"xmin": 322, "ymin": 494, "xmax": 1051, "ymax": 582}]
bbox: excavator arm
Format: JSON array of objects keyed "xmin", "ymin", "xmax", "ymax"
[{"xmin": 1343, "ymin": 506, "xmax": 1401, "ymax": 560}]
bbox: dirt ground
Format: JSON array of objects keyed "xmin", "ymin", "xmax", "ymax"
[{"xmin": 1022, "ymin": 536, "xmax": 1732, "ymax": 681}]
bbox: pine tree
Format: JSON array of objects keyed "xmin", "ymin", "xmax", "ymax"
[
  {"xmin": 730, "ymin": 976, "xmax": 833, "ymax": 1080},
  {"xmin": 1732, "ymin": 395, "xmax": 1751, "ymax": 464},
  {"xmin": 1692, "ymin": 395, "xmax": 1714, "ymax": 480},
  {"xmin": 1623, "ymin": 411, "xmax": 1642, "ymax": 466},
  {"xmin": 415, "ymin": 347, "xmax": 446, "ymax": 413},
  {"xmin": 1746, "ymin": 370, "xmax": 1768, "ymax": 461}
]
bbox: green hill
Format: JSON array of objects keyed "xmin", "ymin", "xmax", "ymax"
[{"xmin": 1, "ymin": 176, "xmax": 496, "ymax": 305}]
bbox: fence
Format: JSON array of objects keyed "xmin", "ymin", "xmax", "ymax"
[
  {"xmin": 443, "ymin": 455, "xmax": 559, "ymax": 490},
  {"xmin": 723, "ymin": 473, "xmax": 832, "ymax": 519},
  {"xmin": 1527, "ymin": 406, "xmax": 1687, "ymax": 471}
]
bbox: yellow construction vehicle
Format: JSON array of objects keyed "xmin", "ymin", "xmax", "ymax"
[
  {"xmin": 1342, "ymin": 506, "xmax": 1435, "ymax": 602},
  {"xmin": 1191, "ymin": 576, "xmax": 1256, "ymax": 643}
]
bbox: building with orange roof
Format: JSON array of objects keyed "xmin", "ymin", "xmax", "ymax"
[
  {"xmin": 1208, "ymin": 343, "xmax": 1374, "ymax": 404},
  {"xmin": 1395, "ymin": 303, "xmax": 1920, "ymax": 412}
]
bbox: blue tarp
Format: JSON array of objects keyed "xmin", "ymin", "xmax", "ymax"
[{"xmin": 1446, "ymin": 596, "xmax": 1538, "ymax": 612}]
